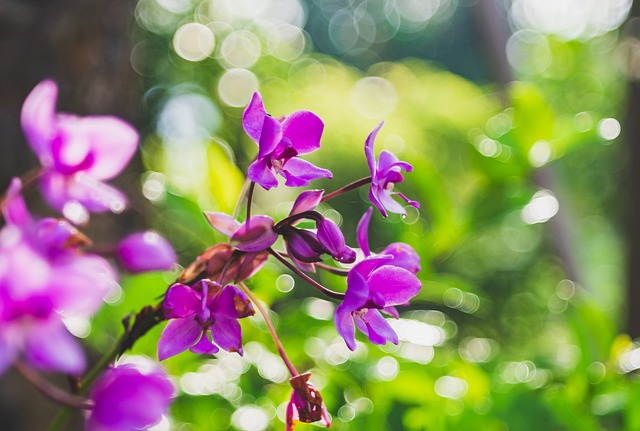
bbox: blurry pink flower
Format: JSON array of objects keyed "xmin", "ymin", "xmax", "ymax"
[
  {"xmin": 87, "ymin": 359, "xmax": 174, "ymax": 431},
  {"xmin": 117, "ymin": 231, "xmax": 177, "ymax": 274},
  {"xmin": 0, "ymin": 179, "xmax": 116, "ymax": 375},
  {"xmin": 21, "ymin": 80, "xmax": 138, "ymax": 214}
]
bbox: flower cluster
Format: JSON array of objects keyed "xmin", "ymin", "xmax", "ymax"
[
  {"xmin": 2, "ymin": 84, "xmax": 422, "ymax": 431},
  {"xmin": 1, "ymin": 80, "xmax": 177, "ymax": 429}
]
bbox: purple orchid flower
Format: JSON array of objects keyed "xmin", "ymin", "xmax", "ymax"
[
  {"xmin": 243, "ymin": 92, "xmax": 332, "ymax": 190},
  {"xmin": 117, "ymin": 231, "xmax": 177, "ymax": 274},
  {"xmin": 278, "ymin": 189, "xmax": 356, "ymax": 271},
  {"xmin": 21, "ymin": 80, "xmax": 138, "ymax": 214},
  {"xmin": 335, "ymin": 254, "xmax": 421, "ymax": 351},
  {"xmin": 87, "ymin": 358, "xmax": 174, "ymax": 431},
  {"xmin": 365, "ymin": 122, "xmax": 420, "ymax": 217},
  {"xmin": 204, "ymin": 212, "xmax": 278, "ymax": 252},
  {"xmin": 0, "ymin": 179, "xmax": 117, "ymax": 375},
  {"xmin": 158, "ymin": 279, "xmax": 255, "ymax": 360},
  {"xmin": 286, "ymin": 372, "xmax": 331, "ymax": 431},
  {"xmin": 357, "ymin": 207, "xmax": 421, "ymax": 275}
]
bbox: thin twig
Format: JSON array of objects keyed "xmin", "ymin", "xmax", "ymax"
[
  {"xmin": 14, "ymin": 361, "xmax": 92, "ymax": 410},
  {"xmin": 238, "ymin": 281, "xmax": 298, "ymax": 376},
  {"xmin": 268, "ymin": 248, "xmax": 345, "ymax": 300},
  {"xmin": 320, "ymin": 176, "xmax": 372, "ymax": 203}
]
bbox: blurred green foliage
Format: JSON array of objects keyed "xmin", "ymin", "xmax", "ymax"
[{"xmin": 86, "ymin": 1, "xmax": 639, "ymax": 430}]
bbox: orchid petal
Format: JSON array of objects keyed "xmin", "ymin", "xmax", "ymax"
[
  {"xmin": 364, "ymin": 122, "xmax": 384, "ymax": 178},
  {"xmin": 66, "ymin": 116, "xmax": 138, "ymax": 180},
  {"xmin": 163, "ymin": 284, "xmax": 200, "ymax": 319},
  {"xmin": 344, "ymin": 269, "xmax": 370, "ymax": 312},
  {"xmin": 258, "ymin": 115, "xmax": 283, "ymax": 158},
  {"xmin": 316, "ymin": 218, "xmax": 345, "ymax": 258},
  {"xmin": 21, "ymin": 79, "xmax": 57, "ymax": 161},
  {"xmin": 367, "ymin": 265, "xmax": 421, "ymax": 306},
  {"xmin": 210, "ymin": 285, "xmax": 254, "ymax": 319},
  {"xmin": 382, "ymin": 242, "xmax": 421, "ymax": 274},
  {"xmin": 368, "ymin": 187, "xmax": 387, "ymax": 218},
  {"xmin": 203, "ymin": 212, "xmax": 241, "ymax": 237},
  {"xmin": 231, "ymin": 215, "xmax": 278, "ymax": 252},
  {"xmin": 361, "ymin": 309, "xmax": 398, "ymax": 345},
  {"xmin": 290, "ymin": 189, "xmax": 324, "ymax": 216},
  {"xmin": 281, "ymin": 110, "xmax": 324, "ymax": 155},
  {"xmin": 376, "ymin": 187, "xmax": 408, "ymax": 216},
  {"xmin": 282, "ymin": 158, "xmax": 332, "ymax": 187},
  {"xmin": 3, "ymin": 178, "xmax": 32, "ymax": 227},
  {"xmin": 334, "ymin": 304, "xmax": 357, "ymax": 351},
  {"xmin": 158, "ymin": 318, "xmax": 202, "ymax": 360},
  {"xmin": 40, "ymin": 171, "xmax": 127, "ymax": 213},
  {"xmin": 242, "ymin": 92, "xmax": 266, "ymax": 142},
  {"xmin": 356, "ymin": 207, "xmax": 373, "ymax": 256},
  {"xmin": 25, "ymin": 319, "xmax": 86, "ymax": 375},
  {"xmin": 117, "ymin": 231, "xmax": 177, "ymax": 273},
  {"xmin": 377, "ymin": 150, "xmax": 413, "ymax": 178},
  {"xmin": 211, "ymin": 314, "xmax": 243, "ymax": 354},
  {"xmin": 247, "ymin": 158, "xmax": 279, "ymax": 190},
  {"xmin": 189, "ymin": 332, "xmax": 219, "ymax": 355}
]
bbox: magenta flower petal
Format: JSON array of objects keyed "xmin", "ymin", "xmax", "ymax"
[
  {"xmin": 356, "ymin": 309, "xmax": 398, "ymax": 345},
  {"xmin": 334, "ymin": 304, "xmax": 357, "ymax": 351},
  {"xmin": 356, "ymin": 207, "xmax": 373, "ymax": 256},
  {"xmin": 24, "ymin": 319, "xmax": 86, "ymax": 375},
  {"xmin": 281, "ymin": 111, "xmax": 324, "ymax": 155},
  {"xmin": 210, "ymin": 285, "xmax": 254, "ymax": 319},
  {"xmin": 20, "ymin": 79, "xmax": 57, "ymax": 160},
  {"xmin": 48, "ymin": 254, "xmax": 115, "ymax": 315},
  {"xmin": 3, "ymin": 179, "xmax": 32, "ymax": 227},
  {"xmin": 117, "ymin": 231, "xmax": 177, "ymax": 274},
  {"xmin": 258, "ymin": 115, "xmax": 283, "ymax": 158},
  {"xmin": 281, "ymin": 158, "xmax": 333, "ymax": 187},
  {"xmin": 382, "ymin": 242, "xmax": 421, "ymax": 274},
  {"xmin": 87, "ymin": 361, "xmax": 174, "ymax": 431},
  {"xmin": 163, "ymin": 284, "xmax": 200, "ymax": 319},
  {"xmin": 367, "ymin": 265, "xmax": 421, "ymax": 306},
  {"xmin": 290, "ymin": 189, "xmax": 324, "ymax": 216},
  {"xmin": 286, "ymin": 373, "xmax": 331, "ymax": 431},
  {"xmin": 189, "ymin": 332, "xmax": 219, "ymax": 355},
  {"xmin": 211, "ymin": 314, "xmax": 243, "ymax": 354},
  {"xmin": 242, "ymin": 92, "xmax": 266, "ymax": 142},
  {"xmin": 284, "ymin": 227, "xmax": 324, "ymax": 263},
  {"xmin": 231, "ymin": 215, "xmax": 277, "ymax": 253},
  {"xmin": 364, "ymin": 121, "xmax": 384, "ymax": 177},
  {"xmin": 158, "ymin": 318, "xmax": 202, "ymax": 361},
  {"xmin": 203, "ymin": 212, "xmax": 241, "ymax": 237},
  {"xmin": 40, "ymin": 171, "xmax": 127, "ymax": 213},
  {"xmin": 377, "ymin": 150, "xmax": 413, "ymax": 177},
  {"xmin": 247, "ymin": 158, "xmax": 280, "ymax": 190}
]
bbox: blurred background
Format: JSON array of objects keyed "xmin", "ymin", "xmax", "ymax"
[{"xmin": 2, "ymin": 0, "xmax": 640, "ymax": 429}]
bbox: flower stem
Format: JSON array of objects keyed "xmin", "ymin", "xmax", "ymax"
[
  {"xmin": 272, "ymin": 249, "xmax": 350, "ymax": 276},
  {"xmin": 233, "ymin": 177, "xmax": 252, "ymax": 219},
  {"xmin": 320, "ymin": 176, "xmax": 372, "ymax": 203},
  {"xmin": 246, "ymin": 181, "xmax": 256, "ymax": 220},
  {"xmin": 14, "ymin": 361, "xmax": 92, "ymax": 410},
  {"xmin": 238, "ymin": 281, "xmax": 298, "ymax": 377},
  {"xmin": 273, "ymin": 210, "xmax": 323, "ymax": 232},
  {"xmin": 268, "ymin": 248, "xmax": 345, "ymax": 300}
]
